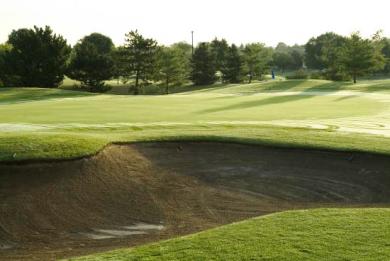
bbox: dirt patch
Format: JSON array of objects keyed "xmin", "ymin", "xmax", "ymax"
[{"xmin": 0, "ymin": 142, "xmax": 389, "ymax": 260}]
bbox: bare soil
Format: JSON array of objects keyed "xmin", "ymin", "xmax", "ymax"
[{"xmin": 0, "ymin": 142, "xmax": 390, "ymax": 260}]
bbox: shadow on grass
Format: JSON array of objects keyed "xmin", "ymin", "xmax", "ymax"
[
  {"xmin": 0, "ymin": 88, "xmax": 96, "ymax": 105},
  {"xmin": 199, "ymin": 95, "xmax": 314, "ymax": 114},
  {"xmin": 197, "ymin": 81, "xmax": 360, "ymax": 114}
]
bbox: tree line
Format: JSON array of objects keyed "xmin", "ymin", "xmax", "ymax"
[{"xmin": 0, "ymin": 26, "xmax": 389, "ymax": 93}]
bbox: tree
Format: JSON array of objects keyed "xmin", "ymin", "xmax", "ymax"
[
  {"xmin": 67, "ymin": 33, "xmax": 115, "ymax": 91},
  {"xmin": 170, "ymin": 42, "xmax": 192, "ymax": 79},
  {"xmin": 274, "ymin": 42, "xmax": 290, "ymax": 53},
  {"xmin": 290, "ymin": 50, "xmax": 304, "ymax": 70},
  {"xmin": 155, "ymin": 45, "xmax": 190, "ymax": 94},
  {"xmin": 381, "ymin": 38, "xmax": 390, "ymax": 73},
  {"xmin": 221, "ymin": 44, "xmax": 243, "ymax": 83},
  {"xmin": 191, "ymin": 43, "xmax": 216, "ymax": 85},
  {"xmin": 0, "ymin": 44, "xmax": 12, "ymax": 86},
  {"xmin": 210, "ymin": 38, "xmax": 229, "ymax": 80},
  {"xmin": 272, "ymin": 52, "xmax": 293, "ymax": 73},
  {"xmin": 123, "ymin": 30, "xmax": 159, "ymax": 94},
  {"xmin": 305, "ymin": 32, "xmax": 345, "ymax": 69},
  {"xmin": 370, "ymin": 31, "xmax": 387, "ymax": 74},
  {"xmin": 340, "ymin": 33, "xmax": 384, "ymax": 83},
  {"xmin": 112, "ymin": 46, "xmax": 131, "ymax": 84},
  {"xmin": 273, "ymin": 43, "xmax": 304, "ymax": 72},
  {"xmin": 2, "ymin": 26, "xmax": 70, "ymax": 87},
  {"xmin": 243, "ymin": 43, "xmax": 273, "ymax": 83},
  {"xmin": 305, "ymin": 32, "xmax": 347, "ymax": 80}
]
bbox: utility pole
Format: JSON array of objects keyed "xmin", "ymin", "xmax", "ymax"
[{"xmin": 191, "ymin": 31, "xmax": 194, "ymax": 56}]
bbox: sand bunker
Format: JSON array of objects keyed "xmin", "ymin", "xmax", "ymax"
[{"xmin": 0, "ymin": 142, "xmax": 390, "ymax": 260}]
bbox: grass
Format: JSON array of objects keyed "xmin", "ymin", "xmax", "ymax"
[
  {"xmin": 68, "ymin": 208, "xmax": 390, "ymax": 261},
  {"xmin": 1, "ymin": 79, "xmax": 390, "ymax": 161},
  {"xmin": 3, "ymin": 79, "xmax": 390, "ymax": 260},
  {"xmin": 2, "ymin": 126, "xmax": 390, "ymax": 162}
]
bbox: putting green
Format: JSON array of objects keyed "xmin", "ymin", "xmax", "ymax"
[{"xmin": 1, "ymin": 79, "xmax": 390, "ymax": 161}]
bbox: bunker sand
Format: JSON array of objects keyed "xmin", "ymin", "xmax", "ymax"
[{"xmin": 1, "ymin": 142, "xmax": 390, "ymax": 260}]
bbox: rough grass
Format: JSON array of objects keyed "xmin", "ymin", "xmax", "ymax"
[{"xmin": 68, "ymin": 208, "xmax": 390, "ymax": 261}]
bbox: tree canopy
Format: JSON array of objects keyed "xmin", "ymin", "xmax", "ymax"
[
  {"xmin": 123, "ymin": 30, "xmax": 159, "ymax": 94},
  {"xmin": 1, "ymin": 26, "xmax": 70, "ymax": 87},
  {"xmin": 340, "ymin": 33, "xmax": 384, "ymax": 83},
  {"xmin": 1, "ymin": 26, "xmax": 390, "ymax": 90},
  {"xmin": 155, "ymin": 45, "xmax": 190, "ymax": 94},
  {"xmin": 191, "ymin": 43, "xmax": 217, "ymax": 85},
  {"xmin": 243, "ymin": 43, "xmax": 273, "ymax": 83},
  {"xmin": 221, "ymin": 44, "xmax": 243, "ymax": 83},
  {"xmin": 67, "ymin": 33, "xmax": 115, "ymax": 91}
]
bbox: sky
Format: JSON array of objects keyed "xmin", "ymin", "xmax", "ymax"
[{"xmin": 1, "ymin": 0, "xmax": 390, "ymax": 47}]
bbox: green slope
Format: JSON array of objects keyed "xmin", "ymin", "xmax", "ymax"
[
  {"xmin": 68, "ymin": 208, "xmax": 390, "ymax": 261},
  {"xmin": 1, "ymin": 79, "xmax": 390, "ymax": 161}
]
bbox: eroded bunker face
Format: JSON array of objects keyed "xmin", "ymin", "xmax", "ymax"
[{"xmin": 1, "ymin": 142, "xmax": 390, "ymax": 260}]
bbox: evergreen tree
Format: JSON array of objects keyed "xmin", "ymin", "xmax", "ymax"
[
  {"xmin": 124, "ymin": 30, "xmax": 159, "ymax": 94},
  {"xmin": 2, "ymin": 26, "xmax": 70, "ymax": 87},
  {"xmin": 191, "ymin": 43, "xmax": 216, "ymax": 85},
  {"xmin": 222, "ymin": 44, "xmax": 242, "ymax": 83},
  {"xmin": 340, "ymin": 33, "xmax": 384, "ymax": 83},
  {"xmin": 210, "ymin": 38, "xmax": 229, "ymax": 80}
]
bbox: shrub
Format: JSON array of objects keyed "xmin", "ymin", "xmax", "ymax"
[
  {"xmin": 309, "ymin": 71, "xmax": 325, "ymax": 80},
  {"xmin": 286, "ymin": 69, "xmax": 308, "ymax": 79}
]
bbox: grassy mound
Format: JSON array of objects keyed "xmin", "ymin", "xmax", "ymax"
[{"xmin": 69, "ymin": 208, "xmax": 390, "ymax": 261}]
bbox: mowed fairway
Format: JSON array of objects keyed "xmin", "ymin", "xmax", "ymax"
[{"xmin": 1, "ymin": 79, "xmax": 390, "ymax": 161}]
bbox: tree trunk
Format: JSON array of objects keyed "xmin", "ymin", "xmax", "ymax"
[
  {"xmin": 165, "ymin": 77, "xmax": 169, "ymax": 95},
  {"xmin": 249, "ymin": 72, "xmax": 253, "ymax": 83},
  {"xmin": 134, "ymin": 72, "xmax": 139, "ymax": 95},
  {"xmin": 353, "ymin": 74, "xmax": 357, "ymax": 84}
]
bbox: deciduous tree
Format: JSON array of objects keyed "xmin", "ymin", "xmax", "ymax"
[
  {"xmin": 243, "ymin": 43, "xmax": 273, "ymax": 83},
  {"xmin": 67, "ymin": 33, "xmax": 115, "ymax": 91},
  {"xmin": 155, "ymin": 45, "xmax": 190, "ymax": 94}
]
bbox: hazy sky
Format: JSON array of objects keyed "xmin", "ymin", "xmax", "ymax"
[{"xmin": 1, "ymin": 0, "xmax": 389, "ymax": 47}]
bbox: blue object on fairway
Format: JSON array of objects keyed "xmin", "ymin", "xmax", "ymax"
[{"xmin": 272, "ymin": 70, "xmax": 275, "ymax": 79}]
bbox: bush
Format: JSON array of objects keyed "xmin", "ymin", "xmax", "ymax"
[
  {"xmin": 309, "ymin": 71, "xmax": 325, "ymax": 80},
  {"xmin": 286, "ymin": 69, "xmax": 309, "ymax": 79},
  {"xmin": 324, "ymin": 70, "xmax": 351, "ymax": 81}
]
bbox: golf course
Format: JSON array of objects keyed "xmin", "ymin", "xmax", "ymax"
[
  {"xmin": 2, "ymin": 1, "xmax": 390, "ymax": 257},
  {"xmin": 1, "ymin": 79, "xmax": 390, "ymax": 260}
]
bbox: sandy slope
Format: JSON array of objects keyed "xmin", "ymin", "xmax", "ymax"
[{"xmin": 0, "ymin": 142, "xmax": 389, "ymax": 260}]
